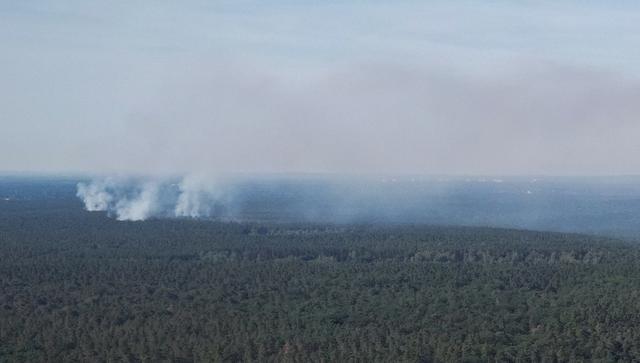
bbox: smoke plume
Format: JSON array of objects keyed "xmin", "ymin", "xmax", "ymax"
[
  {"xmin": 76, "ymin": 179, "xmax": 114, "ymax": 211},
  {"xmin": 76, "ymin": 175, "xmax": 231, "ymax": 221}
]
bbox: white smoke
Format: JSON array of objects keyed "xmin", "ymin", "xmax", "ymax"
[
  {"xmin": 174, "ymin": 174, "xmax": 223, "ymax": 218},
  {"xmin": 76, "ymin": 179, "xmax": 113, "ymax": 211},
  {"xmin": 76, "ymin": 175, "xmax": 230, "ymax": 221},
  {"xmin": 113, "ymin": 182, "xmax": 160, "ymax": 221}
]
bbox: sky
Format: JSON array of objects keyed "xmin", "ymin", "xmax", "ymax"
[{"xmin": 2, "ymin": 0, "xmax": 640, "ymax": 176}]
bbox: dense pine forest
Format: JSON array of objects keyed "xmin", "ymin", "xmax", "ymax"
[{"xmin": 2, "ymin": 191, "xmax": 640, "ymax": 362}]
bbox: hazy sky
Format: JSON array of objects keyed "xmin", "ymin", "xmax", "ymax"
[{"xmin": 2, "ymin": 0, "xmax": 640, "ymax": 175}]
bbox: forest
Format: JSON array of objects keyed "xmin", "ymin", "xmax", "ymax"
[{"xmin": 2, "ymin": 189, "xmax": 640, "ymax": 362}]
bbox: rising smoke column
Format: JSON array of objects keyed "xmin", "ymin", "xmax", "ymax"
[
  {"xmin": 76, "ymin": 177, "xmax": 162, "ymax": 221},
  {"xmin": 174, "ymin": 175, "xmax": 209, "ymax": 218},
  {"xmin": 112, "ymin": 182, "xmax": 160, "ymax": 221},
  {"xmin": 174, "ymin": 174, "xmax": 231, "ymax": 218},
  {"xmin": 76, "ymin": 178, "xmax": 114, "ymax": 211}
]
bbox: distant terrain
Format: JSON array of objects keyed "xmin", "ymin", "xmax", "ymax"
[
  {"xmin": 4, "ymin": 175, "xmax": 640, "ymax": 238},
  {"xmin": 2, "ymin": 177, "xmax": 640, "ymax": 361}
]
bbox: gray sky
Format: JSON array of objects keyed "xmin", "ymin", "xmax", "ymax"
[{"xmin": 2, "ymin": 0, "xmax": 640, "ymax": 175}]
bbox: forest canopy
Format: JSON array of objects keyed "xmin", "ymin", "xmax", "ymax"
[{"xmin": 2, "ymin": 190, "xmax": 640, "ymax": 362}]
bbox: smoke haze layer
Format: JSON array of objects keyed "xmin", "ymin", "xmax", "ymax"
[{"xmin": 51, "ymin": 62, "xmax": 640, "ymax": 176}]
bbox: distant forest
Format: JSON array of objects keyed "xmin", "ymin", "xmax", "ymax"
[{"xmin": 2, "ymin": 190, "xmax": 640, "ymax": 362}]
